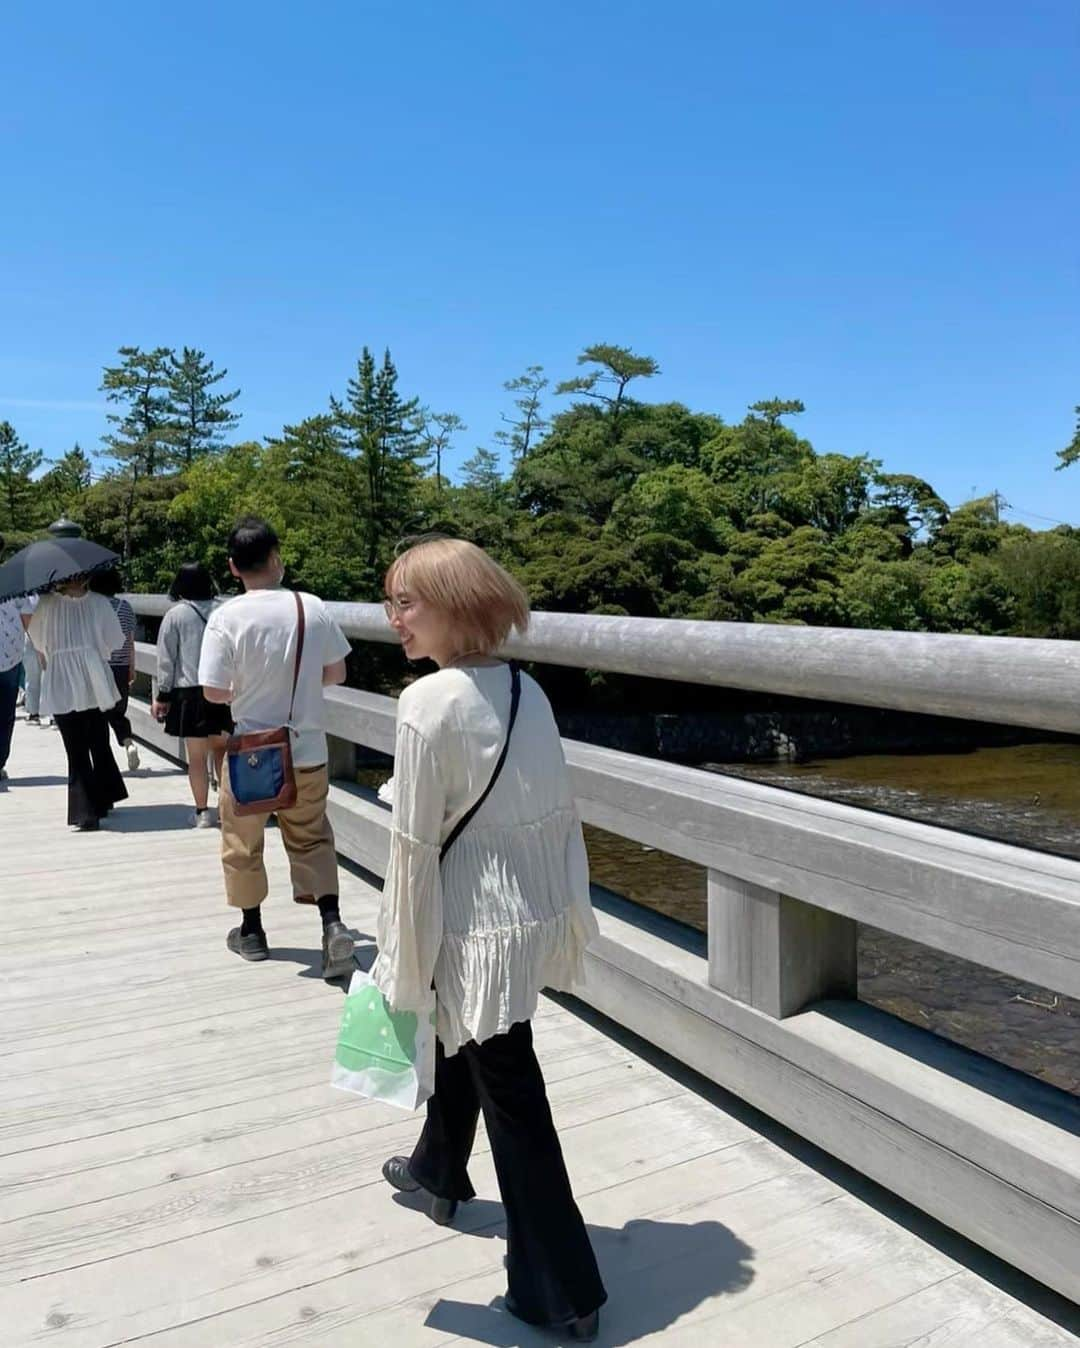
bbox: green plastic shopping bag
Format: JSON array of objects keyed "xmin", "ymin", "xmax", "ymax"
[{"xmin": 331, "ymin": 970, "xmax": 436, "ymax": 1110}]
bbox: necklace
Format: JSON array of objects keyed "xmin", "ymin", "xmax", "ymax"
[{"xmin": 444, "ymin": 648, "xmax": 494, "ymax": 669}]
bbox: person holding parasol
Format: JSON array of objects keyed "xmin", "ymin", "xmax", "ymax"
[{"xmin": 0, "ymin": 532, "xmax": 129, "ymax": 830}]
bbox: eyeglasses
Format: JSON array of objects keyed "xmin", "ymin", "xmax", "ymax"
[{"xmin": 383, "ymin": 596, "xmax": 415, "ymax": 619}]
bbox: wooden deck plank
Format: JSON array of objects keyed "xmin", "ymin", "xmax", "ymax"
[{"xmin": 1, "ymin": 718, "xmax": 1076, "ymax": 1348}]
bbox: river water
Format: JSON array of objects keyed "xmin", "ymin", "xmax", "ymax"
[{"xmin": 584, "ymin": 741, "xmax": 1080, "ymax": 1096}]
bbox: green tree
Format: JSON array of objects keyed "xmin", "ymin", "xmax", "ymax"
[
  {"xmin": 703, "ymin": 402, "xmax": 812, "ymax": 523},
  {"xmin": 0, "ymin": 421, "xmax": 44, "ymax": 531},
  {"xmin": 768, "ymin": 453, "xmax": 877, "ymax": 535},
  {"xmin": 331, "ymin": 347, "xmax": 424, "ymax": 573},
  {"xmin": 494, "ymin": 365, "xmax": 549, "ymax": 461},
  {"xmin": 414, "ymin": 408, "xmax": 465, "ymax": 492},
  {"xmin": 556, "ymin": 343, "xmax": 660, "ymax": 436},
  {"xmin": 921, "ymin": 558, "xmax": 1015, "ymax": 634},
  {"xmin": 928, "ymin": 496, "xmax": 1008, "ymax": 563},
  {"xmin": 871, "ymin": 473, "xmax": 949, "ymax": 545},
  {"xmin": 38, "ymin": 444, "xmax": 93, "ymax": 522},
  {"xmin": 840, "ymin": 560, "xmax": 926, "ymax": 630},
  {"xmin": 101, "ymin": 346, "xmax": 177, "ymax": 477},
  {"xmin": 167, "ymin": 346, "xmax": 241, "ymax": 463},
  {"xmin": 80, "ymin": 471, "xmax": 188, "ymax": 591},
  {"xmin": 1054, "ymin": 405, "xmax": 1080, "ymax": 471},
  {"xmin": 460, "ymin": 446, "xmax": 503, "ymax": 494},
  {"xmin": 734, "ymin": 526, "xmax": 843, "ymax": 625},
  {"xmin": 606, "ymin": 465, "xmax": 732, "ymax": 550},
  {"xmin": 512, "ymin": 404, "xmax": 646, "ymax": 523},
  {"xmin": 616, "ymin": 402, "xmax": 725, "ymax": 471},
  {"xmin": 997, "ymin": 529, "xmax": 1080, "ymax": 638}
]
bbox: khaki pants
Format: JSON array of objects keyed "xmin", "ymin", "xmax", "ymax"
[{"xmin": 220, "ymin": 763, "xmax": 339, "ymax": 909}]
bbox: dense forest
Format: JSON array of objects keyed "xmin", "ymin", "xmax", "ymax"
[{"xmin": 3, "ymin": 343, "xmax": 1079, "ymax": 652}]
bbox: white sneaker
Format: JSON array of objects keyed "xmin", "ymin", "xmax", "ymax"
[
  {"xmin": 193, "ymin": 809, "xmax": 217, "ymax": 829},
  {"xmin": 125, "ymin": 740, "xmax": 141, "ymax": 771}
]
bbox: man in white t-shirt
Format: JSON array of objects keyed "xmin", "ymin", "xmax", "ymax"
[{"xmin": 199, "ymin": 517, "xmax": 356, "ymax": 979}]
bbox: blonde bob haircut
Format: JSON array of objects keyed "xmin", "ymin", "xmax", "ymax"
[{"xmin": 385, "ymin": 537, "xmax": 530, "ymax": 656}]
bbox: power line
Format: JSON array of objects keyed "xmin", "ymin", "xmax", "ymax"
[{"xmin": 1005, "ymin": 504, "xmax": 1076, "ymax": 528}]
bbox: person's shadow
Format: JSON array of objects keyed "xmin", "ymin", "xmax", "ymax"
[
  {"xmin": 106, "ymin": 803, "xmax": 199, "ymax": 832},
  {"xmin": 394, "ymin": 1194, "xmax": 755, "ymax": 1345}
]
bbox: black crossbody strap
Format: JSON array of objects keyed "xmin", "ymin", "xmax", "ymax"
[
  {"xmin": 440, "ymin": 662, "xmax": 520, "ymax": 864},
  {"xmin": 183, "ymin": 601, "xmax": 209, "ymax": 627}
]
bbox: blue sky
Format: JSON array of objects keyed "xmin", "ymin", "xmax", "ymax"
[{"xmin": 2, "ymin": 1, "xmax": 1077, "ymax": 524}]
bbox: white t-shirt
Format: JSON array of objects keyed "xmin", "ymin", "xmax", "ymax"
[{"xmin": 198, "ymin": 589, "xmax": 351, "ymax": 768}]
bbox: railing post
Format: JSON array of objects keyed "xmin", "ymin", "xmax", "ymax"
[
  {"xmin": 707, "ymin": 871, "xmax": 857, "ymax": 1018},
  {"xmin": 326, "ymin": 732, "xmax": 355, "ymax": 783}
]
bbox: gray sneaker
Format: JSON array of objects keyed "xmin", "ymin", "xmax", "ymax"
[
  {"xmin": 226, "ymin": 928, "xmax": 268, "ymax": 961},
  {"xmin": 193, "ymin": 808, "xmax": 217, "ymax": 829},
  {"xmin": 125, "ymin": 740, "xmax": 141, "ymax": 771}
]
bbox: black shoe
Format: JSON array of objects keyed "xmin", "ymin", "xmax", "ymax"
[
  {"xmin": 321, "ymin": 920, "xmax": 355, "ymax": 980},
  {"xmin": 226, "ymin": 927, "xmax": 269, "ymax": 961},
  {"xmin": 504, "ymin": 1294, "xmax": 600, "ymax": 1343},
  {"xmin": 26, "ymin": 714, "xmax": 40, "ymax": 724},
  {"xmin": 382, "ymin": 1155, "xmax": 458, "ymax": 1226},
  {"xmin": 74, "ymin": 819, "xmax": 100, "ymax": 832}
]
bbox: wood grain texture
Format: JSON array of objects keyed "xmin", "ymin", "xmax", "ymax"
[{"xmin": 1, "ymin": 719, "xmax": 1076, "ymax": 1346}]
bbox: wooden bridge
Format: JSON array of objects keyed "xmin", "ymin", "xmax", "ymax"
[{"xmin": 1, "ymin": 604, "xmax": 1078, "ymax": 1346}]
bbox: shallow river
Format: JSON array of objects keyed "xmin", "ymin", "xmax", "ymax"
[{"xmin": 584, "ymin": 741, "xmax": 1080, "ymax": 1096}]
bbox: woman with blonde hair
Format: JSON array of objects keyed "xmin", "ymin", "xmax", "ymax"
[{"xmin": 373, "ymin": 536, "xmax": 606, "ymax": 1342}]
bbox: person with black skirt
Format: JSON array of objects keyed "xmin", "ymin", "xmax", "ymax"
[
  {"xmin": 89, "ymin": 567, "xmax": 141, "ymax": 771},
  {"xmin": 372, "ymin": 537, "xmax": 607, "ymax": 1342},
  {"xmin": 27, "ymin": 576, "xmax": 128, "ymax": 831},
  {"xmin": 151, "ymin": 563, "xmax": 232, "ymax": 828}
]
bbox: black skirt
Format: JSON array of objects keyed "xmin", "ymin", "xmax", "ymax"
[{"xmin": 164, "ymin": 686, "xmax": 233, "ymax": 739}]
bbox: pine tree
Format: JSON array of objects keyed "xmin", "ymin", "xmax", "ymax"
[
  {"xmin": 0, "ymin": 421, "xmax": 43, "ymax": 531},
  {"xmin": 39, "ymin": 444, "xmax": 93, "ymax": 519},
  {"xmin": 415, "ymin": 408, "xmax": 466, "ymax": 491},
  {"xmin": 461, "ymin": 446, "xmax": 504, "ymax": 494},
  {"xmin": 167, "ymin": 347, "xmax": 242, "ymax": 463},
  {"xmin": 331, "ymin": 347, "xmax": 424, "ymax": 570},
  {"xmin": 556, "ymin": 344, "xmax": 659, "ymax": 437},
  {"xmin": 1055, "ymin": 405, "xmax": 1080, "ymax": 471},
  {"xmin": 100, "ymin": 346, "xmax": 177, "ymax": 477},
  {"xmin": 494, "ymin": 365, "xmax": 549, "ymax": 461}
]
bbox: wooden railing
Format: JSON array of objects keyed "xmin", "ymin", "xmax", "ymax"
[{"xmin": 124, "ymin": 597, "xmax": 1080, "ymax": 1301}]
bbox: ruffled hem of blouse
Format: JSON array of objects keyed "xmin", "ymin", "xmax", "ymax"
[
  {"xmin": 433, "ymin": 906, "xmax": 593, "ymax": 1056},
  {"xmin": 43, "ymin": 651, "xmax": 123, "ymax": 716}
]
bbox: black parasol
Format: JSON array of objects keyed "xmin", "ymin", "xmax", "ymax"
[{"xmin": 0, "ymin": 536, "xmax": 121, "ymax": 603}]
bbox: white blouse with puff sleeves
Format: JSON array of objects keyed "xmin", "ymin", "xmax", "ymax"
[
  {"xmin": 371, "ymin": 663, "xmax": 600, "ymax": 1057},
  {"xmin": 28, "ymin": 592, "xmax": 125, "ymax": 717}
]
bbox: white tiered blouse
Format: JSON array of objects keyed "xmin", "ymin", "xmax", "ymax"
[
  {"xmin": 28, "ymin": 591, "xmax": 124, "ymax": 717},
  {"xmin": 371, "ymin": 663, "xmax": 599, "ymax": 1056}
]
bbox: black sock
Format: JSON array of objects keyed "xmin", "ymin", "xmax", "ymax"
[
  {"xmin": 317, "ymin": 894, "xmax": 341, "ymax": 928},
  {"xmin": 240, "ymin": 905, "xmax": 264, "ymax": 937}
]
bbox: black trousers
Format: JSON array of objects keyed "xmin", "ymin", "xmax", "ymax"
[
  {"xmin": 408, "ymin": 1020, "xmax": 607, "ymax": 1327},
  {"xmin": 54, "ymin": 708, "xmax": 128, "ymax": 826},
  {"xmin": 105, "ymin": 666, "xmax": 132, "ymax": 746}
]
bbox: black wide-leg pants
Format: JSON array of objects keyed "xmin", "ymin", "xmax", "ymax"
[
  {"xmin": 408, "ymin": 1019, "xmax": 607, "ymax": 1327},
  {"xmin": 54, "ymin": 707, "xmax": 128, "ymax": 826}
]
